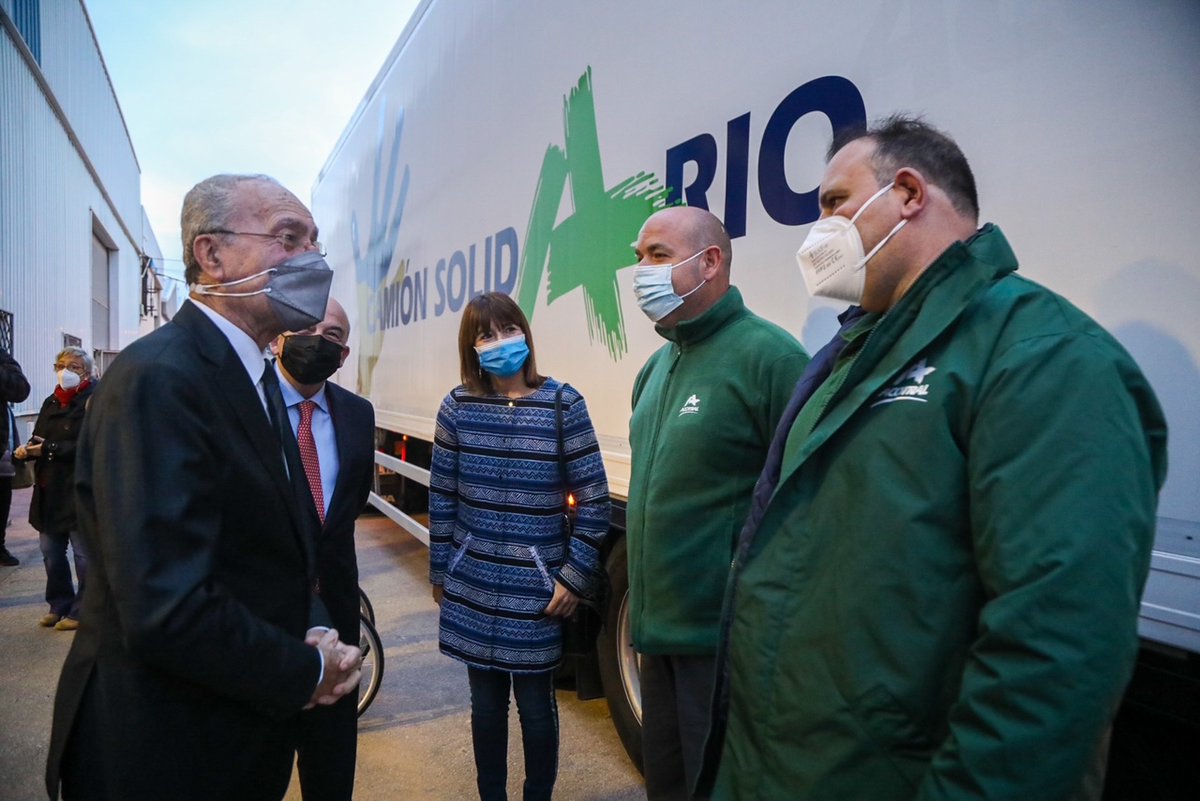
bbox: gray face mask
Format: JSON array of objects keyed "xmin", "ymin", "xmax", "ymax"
[{"xmin": 192, "ymin": 251, "xmax": 333, "ymax": 331}]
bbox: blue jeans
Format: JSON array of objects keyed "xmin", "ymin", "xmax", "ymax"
[
  {"xmin": 467, "ymin": 667, "xmax": 559, "ymax": 801},
  {"xmin": 40, "ymin": 530, "xmax": 86, "ymax": 619}
]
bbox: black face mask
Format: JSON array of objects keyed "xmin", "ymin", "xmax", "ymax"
[{"xmin": 280, "ymin": 334, "xmax": 344, "ymax": 384}]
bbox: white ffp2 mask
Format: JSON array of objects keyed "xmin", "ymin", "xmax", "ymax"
[
  {"xmin": 795, "ymin": 182, "xmax": 906, "ymax": 304},
  {"xmin": 57, "ymin": 369, "xmax": 82, "ymax": 390}
]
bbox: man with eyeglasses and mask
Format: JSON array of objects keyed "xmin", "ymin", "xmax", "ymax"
[
  {"xmin": 47, "ymin": 174, "xmax": 362, "ymax": 801},
  {"xmin": 696, "ymin": 115, "xmax": 1167, "ymax": 801},
  {"xmin": 625, "ymin": 205, "xmax": 809, "ymax": 799},
  {"xmin": 269, "ymin": 297, "xmax": 375, "ymax": 801}
]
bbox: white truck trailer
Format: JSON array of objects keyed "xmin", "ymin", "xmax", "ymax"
[{"xmin": 312, "ymin": 0, "xmax": 1200, "ymax": 783}]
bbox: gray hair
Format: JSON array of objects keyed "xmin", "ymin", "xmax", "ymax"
[
  {"xmin": 55, "ymin": 346, "xmax": 94, "ymax": 377},
  {"xmin": 181, "ymin": 174, "xmax": 281, "ymax": 285}
]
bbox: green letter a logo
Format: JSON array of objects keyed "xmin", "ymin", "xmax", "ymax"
[{"xmin": 516, "ymin": 68, "xmax": 666, "ymax": 360}]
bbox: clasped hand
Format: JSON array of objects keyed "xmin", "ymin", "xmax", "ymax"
[{"xmin": 303, "ymin": 627, "xmax": 362, "ymax": 709}]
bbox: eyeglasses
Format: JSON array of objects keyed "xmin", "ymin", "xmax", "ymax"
[{"xmin": 204, "ymin": 229, "xmax": 326, "ymax": 257}]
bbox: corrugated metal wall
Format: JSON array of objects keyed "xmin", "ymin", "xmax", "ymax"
[
  {"xmin": 0, "ymin": 0, "xmax": 149, "ymax": 414},
  {"xmin": 39, "ymin": 1, "xmax": 141, "ymax": 236}
]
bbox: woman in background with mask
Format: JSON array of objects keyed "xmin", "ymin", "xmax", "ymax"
[
  {"xmin": 428, "ymin": 292, "xmax": 610, "ymax": 801},
  {"xmin": 13, "ymin": 346, "xmax": 96, "ymax": 631}
]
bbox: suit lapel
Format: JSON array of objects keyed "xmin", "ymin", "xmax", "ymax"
[
  {"xmin": 322, "ymin": 386, "xmax": 351, "ymax": 536},
  {"xmin": 175, "ymin": 303, "xmax": 315, "ymax": 569}
]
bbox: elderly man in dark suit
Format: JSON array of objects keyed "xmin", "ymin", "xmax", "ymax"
[
  {"xmin": 269, "ymin": 297, "xmax": 375, "ymax": 801},
  {"xmin": 47, "ymin": 174, "xmax": 361, "ymax": 801}
]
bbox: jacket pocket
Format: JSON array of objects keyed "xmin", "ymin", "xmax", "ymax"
[
  {"xmin": 448, "ymin": 534, "xmax": 473, "ymax": 575},
  {"xmin": 849, "ymin": 685, "xmax": 936, "ymax": 790}
]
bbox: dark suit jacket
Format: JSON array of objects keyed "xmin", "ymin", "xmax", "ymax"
[
  {"xmin": 47, "ymin": 301, "xmax": 325, "ymax": 801},
  {"xmin": 292, "ymin": 380, "xmax": 375, "ymax": 799},
  {"xmin": 309, "ymin": 381, "xmax": 375, "ymax": 641}
]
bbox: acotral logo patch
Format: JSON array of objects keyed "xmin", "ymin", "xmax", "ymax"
[
  {"xmin": 872, "ymin": 358, "xmax": 937, "ymax": 407},
  {"xmin": 678, "ymin": 394, "xmax": 701, "ymax": 416}
]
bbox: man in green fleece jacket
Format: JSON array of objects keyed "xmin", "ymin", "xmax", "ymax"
[
  {"xmin": 627, "ymin": 206, "xmax": 809, "ymax": 799},
  {"xmin": 697, "ymin": 116, "xmax": 1168, "ymax": 801}
]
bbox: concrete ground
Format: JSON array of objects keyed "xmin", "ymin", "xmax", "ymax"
[{"xmin": 0, "ymin": 487, "xmax": 645, "ymax": 800}]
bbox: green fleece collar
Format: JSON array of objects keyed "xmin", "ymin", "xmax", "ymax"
[{"xmin": 655, "ymin": 286, "xmax": 746, "ymax": 345}]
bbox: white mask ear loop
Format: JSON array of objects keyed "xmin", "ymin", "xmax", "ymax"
[
  {"xmin": 848, "ymin": 182, "xmax": 895, "ymax": 226},
  {"xmin": 860, "ymin": 219, "xmax": 907, "ymax": 266},
  {"xmin": 851, "ymin": 182, "xmax": 906, "ymax": 268},
  {"xmin": 191, "ymin": 267, "xmax": 276, "ymax": 297},
  {"xmin": 676, "ymin": 248, "xmax": 710, "ymax": 300}
]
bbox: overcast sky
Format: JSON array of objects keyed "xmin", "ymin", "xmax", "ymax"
[{"xmin": 86, "ymin": 0, "xmax": 422, "ymax": 280}]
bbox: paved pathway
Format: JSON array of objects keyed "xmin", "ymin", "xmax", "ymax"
[{"xmin": 0, "ymin": 488, "xmax": 644, "ymax": 800}]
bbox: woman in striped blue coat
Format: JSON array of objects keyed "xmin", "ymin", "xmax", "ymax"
[{"xmin": 429, "ymin": 292, "xmax": 610, "ymax": 801}]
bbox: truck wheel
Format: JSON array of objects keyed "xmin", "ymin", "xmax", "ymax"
[{"xmin": 597, "ymin": 535, "xmax": 644, "ymax": 773}]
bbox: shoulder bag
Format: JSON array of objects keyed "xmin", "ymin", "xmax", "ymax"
[{"xmin": 554, "ymin": 384, "xmax": 609, "ymax": 656}]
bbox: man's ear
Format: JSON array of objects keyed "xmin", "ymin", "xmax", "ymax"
[
  {"xmin": 700, "ymin": 245, "xmax": 722, "ymax": 281},
  {"xmin": 337, "ymin": 345, "xmax": 350, "ymax": 368},
  {"xmin": 192, "ymin": 233, "xmax": 225, "ymax": 283},
  {"xmin": 269, "ymin": 336, "xmax": 283, "ymax": 358},
  {"xmin": 894, "ymin": 167, "xmax": 927, "ymax": 219}
]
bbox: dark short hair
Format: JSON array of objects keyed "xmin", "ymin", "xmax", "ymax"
[
  {"xmin": 829, "ymin": 114, "xmax": 979, "ymax": 220},
  {"xmin": 457, "ymin": 292, "xmax": 545, "ymax": 395}
]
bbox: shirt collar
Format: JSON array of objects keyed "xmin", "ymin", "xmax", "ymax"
[
  {"xmin": 189, "ymin": 299, "xmax": 268, "ymax": 386},
  {"xmin": 274, "ymin": 360, "xmax": 329, "ymax": 412}
]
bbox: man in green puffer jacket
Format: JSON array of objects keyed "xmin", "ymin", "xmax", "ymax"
[
  {"xmin": 697, "ymin": 116, "xmax": 1167, "ymax": 801},
  {"xmin": 627, "ymin": 206, "xmax": 809, "ymax": 799}
]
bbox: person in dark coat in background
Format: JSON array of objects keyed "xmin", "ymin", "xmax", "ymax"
[
  {"xmin": 13, "ymin": 347, "xmax": 95, "ymax": 629},
  {"xmin": 269, "ymin": 297, "xmax": 376, "ymax": 801},
  {"xmin": 0, "ymin": 346, "xmax": 32, "ymax": 566}
]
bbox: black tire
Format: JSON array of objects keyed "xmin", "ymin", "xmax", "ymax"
[
  {"xmin": 597, "ymin": 535, "xmax": 644, "ymax": 773},
  {"xmin": 359, "ymin": 586, "xmax": 376, "ymax": 626},
  {"xmin": 357, "ymin": 615, "xmax": 384, "ymax": 717}
]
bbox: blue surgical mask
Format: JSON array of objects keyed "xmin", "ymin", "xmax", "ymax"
[
  {"xmin": 632, "ymin": 249, "xmax": 708, "ymax": 322},
  {"xmin": 476, "ymin": 334, "xmax": 530, "ymax": 377}
]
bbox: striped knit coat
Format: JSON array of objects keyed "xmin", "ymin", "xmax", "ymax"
[{"xmin": 429, "ymin": 379, "xmax": 611, "ymax": 672}]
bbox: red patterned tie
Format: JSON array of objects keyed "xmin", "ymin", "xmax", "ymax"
[{"xmin": 297, "ymin": 400, "xmax": 325, "ymax": 524}]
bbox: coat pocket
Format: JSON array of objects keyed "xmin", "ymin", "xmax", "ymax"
[
  {"xmin": 448, "ymin": 534, "xmax": 473, "ymax": 575},
  {"xmin": 529, "ymin": 545, "xmax": 555, "ymax": 591},
  {"xmin": 849, "ymin": 685, "xmax": 936, "ymax": 790}
]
